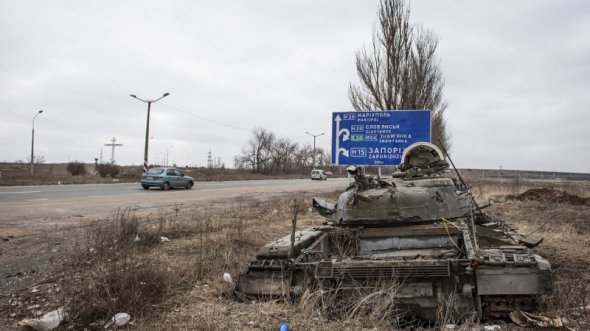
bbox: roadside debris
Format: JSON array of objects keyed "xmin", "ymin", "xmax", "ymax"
[
  {"xmin": 160, "ymin": 236, "xmax": 170, "ymax": 242},
  {"xmin": 112, "ymin": 312, "xmax": 131, "ymax": 327},
  {"xmin": 510, "ymin": 310, "xmax": 574, "ymax": 330},
  {"xmin": 223, "ymin": 272, "xmax": 233, "ymax": 283},
  {"xmin": 18, "ymin": 307, "xmax": 66, "ymax": 331}
]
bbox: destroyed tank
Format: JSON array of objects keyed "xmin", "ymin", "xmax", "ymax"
[{"xmin": 236, "ymin": 142, "xmax": 551, "ymax": 321}]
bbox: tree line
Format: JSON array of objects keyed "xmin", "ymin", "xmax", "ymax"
[{"xmin": 234, "ymin": 128, "xmax": 329, "ymax": 175}]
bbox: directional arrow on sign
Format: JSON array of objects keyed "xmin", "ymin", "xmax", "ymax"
[
  {"xmin": 335, "ymin": 115, "xmax": 350, "ymax": 141},
  {"xmin": 338, "ymin": 148, "xmax": 349, "ymax": 157},
  {"xmin": 334, "ymin": 114, "xmax": 351, "ymax": 165}
]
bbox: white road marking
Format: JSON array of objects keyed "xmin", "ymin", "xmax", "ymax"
[
  {"xmin": 27, "ymin": 198, "xmax": 48, "ymax": 201},
  {"xmin": 0, "ymin": 191, "xmax": 42, "ymax": 195},
  {"xmin": 88, "ymin": 195, "xmax": 105, "ymax": 198}
]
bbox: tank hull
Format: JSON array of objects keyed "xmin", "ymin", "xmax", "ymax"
[
  {"xmin": 237, "ymin": 221, "xmax": 551, "ymax": 320},
  {"xmin": 236, "ymin": 143, "xmax": 552, "ymax": 321}
]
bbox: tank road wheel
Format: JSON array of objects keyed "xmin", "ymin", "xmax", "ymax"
[
  {"xmin": 185, "ymin": 181, "xmax": 193, "ymax": 189},
  {"xmin": 162, "ymin": 182, "xmax": 170, "ymax": 191},
  {"xmin": 142, "ymin": 184, "xmax": 149, "ymax": 190}
]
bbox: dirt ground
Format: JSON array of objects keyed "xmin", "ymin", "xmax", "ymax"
[{"xmin": 1, "ymin": 178, "xmax": 589, "ymax": 330}]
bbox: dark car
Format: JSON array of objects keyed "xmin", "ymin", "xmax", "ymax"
[{"xmin": 141, "ymin": 167, "xmax": 194, "ymax": 190}]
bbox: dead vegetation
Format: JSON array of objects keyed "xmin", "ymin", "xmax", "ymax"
[
  {"xmin": 466, "ymin": 176, "xmax": 590, "ymax": 203},
  {"xmin": 483, "ymin": 179, "xmax": 590, "ymax": 330},
  {"xmin": 2, "ymin": 178, "xmax": 590, "ymax": 330},
  {"xmin": 59, "ymin": 194, "xmax": 317, "ymax": 329},
  {"xmin": 506, "ymin": 188, "xmax": 590, "ymax": 206}
]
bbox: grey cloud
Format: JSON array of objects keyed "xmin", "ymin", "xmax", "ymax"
[{"xmin": 1, "ymin": 0, "xmax": 588, "ymax": 172}]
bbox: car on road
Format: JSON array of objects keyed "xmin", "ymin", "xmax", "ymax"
[
  {"xmin": 141, "ymin": 167, "xmax": 194, "ymax": 190},
  {"xmin": 311, "ymin": 169, "xmax": 327, "ymax": 180}
]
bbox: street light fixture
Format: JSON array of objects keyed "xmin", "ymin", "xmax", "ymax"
[
  {"xmin": 130, "ymin": 93, "xmax": 170, "ymax": 173},
  {"xmin": 305, "ymin": 131, "xmax": 325, "ymax": 169},
  {"xmin": 30, "ymin": 110, "xmax": 44, "ymax": 175}
]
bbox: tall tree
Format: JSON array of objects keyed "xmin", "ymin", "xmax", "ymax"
[
  {"xmin": 238, "ymin": 127, "xmax": 275, "ymax": 173},
  {"xmin": 270, "ymin": 138, "xmax": 298, "ymax": 174},
  {"xmin": 349, "ymin": 0, "xmax": 450, "ymax": 151}
]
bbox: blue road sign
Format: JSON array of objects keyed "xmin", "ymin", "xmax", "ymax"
[{"xmin": 331, "ymin": 110, "xmax": 431, "ymax": 166}]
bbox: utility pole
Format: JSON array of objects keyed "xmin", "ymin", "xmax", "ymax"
[
  {"xmin": 30, "ymin": 110, "xmax": 44, "ymax": 175},
  {"xmin": 130, "ymin": 93, "xmax": 170, "ymax": 173},
  {"xmin": 305, "ymin": 131, "xmax": 324, "ymax": 169},
  {"xmin": 207, "ymin": 149, "xmax": 213, "ymax": 168}
]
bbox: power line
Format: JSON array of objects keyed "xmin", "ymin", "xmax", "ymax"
[{"xmin": 158, "ymin": 103, "xmax": 250, "ymax": 132}]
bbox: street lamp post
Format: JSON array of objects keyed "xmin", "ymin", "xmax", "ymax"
[
  {"xmin": 305, "ymin": 131, "xmax": 325, "ymax": 169},
  {"xmin": 30, "ymin": 110, "xmax": 44, "ymax": 175},
  {"xmin": 149, "ymin": 136, "xmax": 157, "ymax": 165},
  {"xmin": 130, "ymin": 93, "xmax": 170, "ymax": 173}
]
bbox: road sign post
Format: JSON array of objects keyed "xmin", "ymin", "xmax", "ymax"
[{"xmin": 331, "ymin": 110, "xmax": 431, "ymax": 166}]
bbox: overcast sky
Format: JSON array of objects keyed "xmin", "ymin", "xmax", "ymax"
[{"xmin": 1, "ymin": 1, "xmax": 588, "ymax": 172}]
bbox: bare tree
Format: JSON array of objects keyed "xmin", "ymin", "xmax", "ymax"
[
  {"xmin": 271, "ymin": 138, "xmax": 298, "ymax": 174},
  {"xmin": 293, "ymin": 143, "xmax": 313, "ymax": 172},
  {"xmin": 315, "ymin": 148, "xmax": 330, "ymax": 167},
  {"xmin": 237, "ymin": 127, "xmax": 275, "ymax": 173},
  {"xmin": 237, "ymin": 144, "xmax": 256, "ymax": 171},
  {"xmin": 348, "ymin": 0, "xmax": 450, "ymax": 151}
]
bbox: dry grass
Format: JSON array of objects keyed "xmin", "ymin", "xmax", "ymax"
[
  {"xmin": 466, "ymin": 176, "xmax": 590, "ymax": 203},
  {"xmin": 484, "ymin": 179, "xmax": 590, "ymax": 330},
  {"xmin": 4, "ymin": 179, "xmax": 590, "ymax": 330},
  {"xmin": 59, "ymin": 193, "xmax": 319, "ymax": 328},
  {"xmin": 299, "ymin": 280, "xmax": 404, "ymax": 326},
  {"xmin": 297, "ymin": 278, "xmax": 474, "ymax": 328}
]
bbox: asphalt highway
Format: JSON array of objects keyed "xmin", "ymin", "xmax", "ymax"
[
  {"xmin": 0, "ymin": 178, "xmax": 349, "ymax": 236},
  {"xmin": 0, "ymin": 179, "xmax": 348, "ymax": 203}
]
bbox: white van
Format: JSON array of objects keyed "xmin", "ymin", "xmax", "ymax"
[{"xmin": 311, "ymin": 169, "xmax": 327, "ymax": 180}]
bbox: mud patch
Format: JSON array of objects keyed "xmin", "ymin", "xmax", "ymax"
[{"xmin": 506, "ymin": 188, "xmax": 590, "ymax": 206}]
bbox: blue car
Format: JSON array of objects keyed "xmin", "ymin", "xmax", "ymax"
[{"xmin": 141, "ymin": 167, "xmax": 194, "ymax": 190}]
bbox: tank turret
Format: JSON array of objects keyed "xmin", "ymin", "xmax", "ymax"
[{"xmin": 316, "ymin": 143, "xmax": 469, "ymax": 226}]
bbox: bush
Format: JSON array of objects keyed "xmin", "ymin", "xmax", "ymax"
[
  {"xmin": 66, "ymin": 161, "xmax": 87, "ymax": 176},
  {"xmin": 109, "ymin": 164, "xmax": 120, "ymax": 177},
  {"xmin": 95, "ymin": 163, "xmax": 107, "ymax": 178},
  {"xmin": 95, "ymin": 163, "xmax": 121, "ymax": 178}
]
